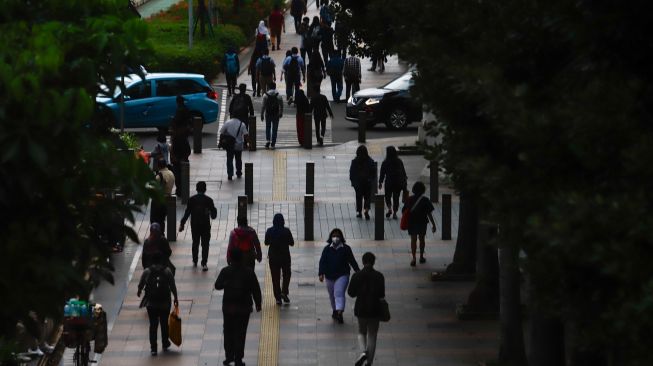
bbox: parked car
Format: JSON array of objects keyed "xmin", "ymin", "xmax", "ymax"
[
  {"xmin": 96, "ymin": 73, "xmax": 219, "ymax": 130},
  {"xmin": 346, "ymin": 72, "xmax": 422, "ymax": 129}
]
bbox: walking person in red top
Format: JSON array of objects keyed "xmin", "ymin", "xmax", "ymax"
[
  {"xmin": 268, "ymin": 4, "xmax": 285, "ymax": 51},
  {"xmin": 227, "ymin": 216, "xmax": 263, "ymax": 269}
]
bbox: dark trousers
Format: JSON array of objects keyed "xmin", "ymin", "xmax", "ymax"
[
  {"xmin": 384, "ymin": 187, "xmax": 403, "ymax": 213},
  {"xmin": 226, "ymin": 149, "xmax": 243, "ymax": 178},
  {"xmin": 293, "ymin": 15, "xmax": 301, "ymax": 33},
  {"xmin": 150, "ymin": 201, "xmax": 167, "ymax": 234},
  {"xmin": 269, "ymin": 261, "xmax": 291, "ymax": 301},
  {"xmin": 226, "ymin": 74, "xmax": 237, "ymax": 96},
  {"xmin": 330, "ymin": 76, "xmax": 343, "ymax": 101},
  {"xmin": 286, "ymin": 80, "xmax": 301, "ymax": 99},
  {"xmin": 315, "ymin": 0, "xmax": 320, "ymax": 8},
  {"xmin": 250, "ymin": 72, "xmax": 260, "ymax": 96},
  {"xmin": 345, "ymin": 80, "xmax": 360, "ymax": 101},
  {"xmin": 223, "ymin": 310, "xmax": 250, "ymax": 363},
  {"xmin": 147, "ymin": 305, "xmax": 170, "ymax": 351},
  {"xmin": 300, "ymin": 47, "xmax": 307, "ymax": 63},
  {"xmin": 321, "ymin": 46, "xmax": 331, "ymax": 65},
  {"xmin": 314, "ymin": 115, "xmax": 326, "ymax": 142},
  {"xmin": 191, "ymin": 225, "xmax": 210, "ymax": 265},
  {"xmin": 355, "ymin": 185, "xmax": 372, "ymax": 212}
]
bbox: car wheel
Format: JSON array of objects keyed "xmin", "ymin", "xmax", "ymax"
[{"xmin": 386, "ymin": 108, "xmax": 409, "ymax": 130}]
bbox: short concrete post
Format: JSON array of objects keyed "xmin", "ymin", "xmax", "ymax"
[
  {"xmin": 181, "ymin": 161, "xmax": 190, "ymax": 205},
  {"xmin": 303, "ymin": 113, "xmax": 313, "ymax": 149},
  {"xmin": 442, "ymin": 193, "xmax": 452, "ymax": 240},
  {"xmin": 237, "ymin": 195, "xmax": 248, "ymax": 220},
  {"xmin": 358, "ymin": 111, "xmax": 367, "ymax": 143},
  {"xmin": 245, "ymin": 162, "xmax": 253, "ymax": 204},
  {"xmin": 304, "ymin": 194, "xmax": 314, "ymax": 241},
  {"xmin": 193, "ymin": 116, "xmax": 203, "ymax": 154},
  {"xmin": 248, "ymin": 116, "xmax": 257, "ymax": 151},
  {"xmin": 306, "ymin": 161, "xmax": 314, "ymax": 195},
  {"xmin": 374, "ymin": 194, "xmax": 384, "ymax": 240},
  {"xmin": 430, "ymin": 160, "xmax": 439, "ymax": 203},
  {"xmin": 166, "ymin": 195, "xmax": 176, "ymax": 241}
]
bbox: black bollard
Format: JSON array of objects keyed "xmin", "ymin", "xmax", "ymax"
[
  {"xmin": 245, "ymin": 162, "xmax": 253, "ymax": 204},
  {"xmin": 193, "ymin": 116, "xmax": 203, "ymax": 154},
  {"xmin": 358, "ymin": 111, "xmax": 367, "ymax": 143},
  {"xmin": 306, "ymin": 161, "xmax": 314, "ymax": 195},
  {"xmin": 303, "ymin": 112, "xmax": 313, "ymax": 149},
  {"xmin": 374, "ymin": 194, "xmax": 384, "ymax": 240},
  {"xmin": 373, "ymin": 161, "xmax": 379, "ymax": 194},
  {"xmin": 430, "ymin": 161, "xmax": 439, "ymax": 203},
  {"xmin": 248, "ymin": 116, "xmax": 257, "ymax": 151},
  {"xmin": 166, "ymin": 195, "xmax": 176, "ymax": 241},
  {"xmin": 181, "ymin": 161, "xmax": 190, "ymax": 205},
  {"xmin": 237, "ymin": 195, "xmax": 248, "ymax": 220},
  {"xmin": 304, "ymin": 194, "xmax": 314, "ymax": 240},
  {"xmin": 442, "ymin": 193, "xmax": 452, "ymax": 240}
]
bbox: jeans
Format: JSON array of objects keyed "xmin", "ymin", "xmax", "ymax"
[
  {"xmin": 330, "ymin": 75, "xmax": 343, "ymax": 101},
  {"xmin": 345, "ymin": 80, "xmax": 360, "ymax": 101},
  {"xmin": 357, "ymin": 317, "xmax": 380, "ymax": 365},
  {"xmin": 384, "ymin": 187, "xmax": 403, "ymax": 213},
  {"xmin": 314, "ymin": 115, "xmax": 326, "ymax": 142},
  {"xmin": 191, "ymin": 225, "xmax": 210, "ymax": 266},
  {"xmin": 265, "ymin": 116, "xmax": 280, "ymax": 145},
  {"xmin": 223, "ymin": 310, "xmax": 250, "ymax": 363},
  {"xmin": 226, "ymin": 149, "xmax": 242, "ymax": 178},
  {"xmin": 326, "ymin": 275, "xmax": 349, "ymax": 311},
  {"xmin": 269, "ymin": 260, "xmax": 291, "ymax": 301},
  {"xmin": 226, "ymin": 74, "xmax": 237, "ymax": 96},
  {"xmin": 286, "ymin": 80, "xmax": 301, "ymax": 99},
  {"xmin": 147, "ymin": 305, "xmax": 170, "ymax": 352},
  {"xmin": 355, "ymin": 185, "xmax": 372, "ymax": 212}
]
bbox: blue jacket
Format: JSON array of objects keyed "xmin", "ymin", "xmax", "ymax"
[{"xmin": 318, "ymin": 242, "xmax": 360, "ymax": 280}]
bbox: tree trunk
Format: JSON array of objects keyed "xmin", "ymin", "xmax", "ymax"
[
  {"xmin": 529, "ymin": 309, "xmax": 565, "ymax": 366},
  {"xmin": 498, "ymin": 243, "xmax": 527, "ymax": 366},
  {"xmin": 445, "ymin": 191, "xmax": 478, "ymax": 275}
]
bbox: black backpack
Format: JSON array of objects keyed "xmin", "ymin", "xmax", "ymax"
[
  {"xmin": 146, "ymin": 266, "xmax": 170, "ymax": 304},
  {"xmin": 230, "ymin": 94, "xmax": 248, "ymax": 117},
  {"xmin": 265, "ymin": 93, "xmax": 280, "ymax": 118},
  {"xmin": 260, "ymin": 57, "xmax": 274, "ymax": 77},
  {"xmin": 286, "ymin": 56, "xmax": 301, "ymax": 82}
]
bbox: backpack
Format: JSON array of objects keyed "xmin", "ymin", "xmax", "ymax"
[
  {"xmin": 230, "ymin": 94, "xmax": 248, "ymax": 116},
  {"xmin": 265, "ymin": 93, "xmax": 280, "ymax": 118},
  {"xmin": 286, "ymin": 56, "xmax": 301, "ymax": 82},
  {"xmin": 260, "ymin": 57, "xmax": 274, "ymax": 77},
  {"xmin": 146, "ymin": 266, "xmax": 170, "ymax": 304},
  {"xmin": 225, "ymin": 53, "xmax": 238, "ymax": 75}
]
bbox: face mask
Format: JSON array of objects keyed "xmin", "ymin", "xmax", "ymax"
[{"xmin": 331, "ymin": 236, "xmax": 341, "ymax": 244}]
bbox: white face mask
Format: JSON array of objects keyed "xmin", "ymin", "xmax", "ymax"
[{"xmin": 331, "ymin": 236, "xmax": 341, "ymax": 244}]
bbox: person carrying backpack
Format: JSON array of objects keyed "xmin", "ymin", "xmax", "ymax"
[
  {"xmin": 222, "ymin": 47, "xmax": 240, "ymax": 97},
  {"xmin": 228, "ymin": 83, "xmax": 254, "ymax": 128},
  {"xmin": 137, "ymin": 252, "xmax": 178, "ymax": 356},
  {"xmin": 142, "ymin": 223, "xmax": 173, "ymax": 274},
  {"xmin": 256, "ymin": 48, "xmax": 276, "ymax": 94},
  {"xmin": 326, "ymin": 50, "xmax": 344, "ymax": 102},
  {"xmin": 349, "ymin": 145, "xmax": 376, "ymax": 220},
  {"xmin": 227, "ymin": 216, "xmax": 262, "ymax": 269},
  {"xmin": 179, "ymin": 181, "xmax": 217, "ymax": 271},
  {"xmin": 261, "ymin": 82, "xmax": 284, "ymax": 149},
  {"xmin": 283, "ymin": 47, "xmax": 305, "ymax": 103},
  {"xmin": 290, "ymin": 0, "xmax": 307, "ymax": 33},
  {"xmin": 319, "ymin": 21, "xmax": 335, "ymax": 65}
]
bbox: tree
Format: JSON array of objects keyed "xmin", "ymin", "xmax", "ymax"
[{"xmin": 0, "ymin": 0, "xmax": 157, "ymax": 355}]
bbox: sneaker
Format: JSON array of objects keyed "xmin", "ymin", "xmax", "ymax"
[
  {"xmin": 228, "ymin": 176, "xmax": 233, "ymax": 181},
  {"xmin": 385, "ymin": 210, "xmax": 392, "ymax": 218},
  {"xmin": 223, "ymin": 359, "xmax": 233, "ymax": 366},
  {"xmin": 202, "ymin": 264, "xmax": 208, "ymax": 271},
  {"xmin": 163, "ymin": 342, "xmax": 171, "ymax": 351},
  {"xmin": 331, "ymin": 310, "xmax": 338, "ymax": 319},
  {"xmin": 270, "ymin": 145, "xmax": 276, "ymax": 150},
  {"xmin": 151, "ymin": 350, "xmax": 157, "ymax": 356},
  {"xmin": 420, "ymin": 257, "xmax": 426, "ymax": 264},
  {"xmin": 410, "ymin": 259, "xmax": 416, "ymax": 267},
  {"xmin": 356, "ymin": 212, "xmax": 362, "ymax": 218},
  {"xmin": 281, "ymin": 294, "xmax": 290, "ymax": 303},
  {"xmin": 336, "ymin": 311, "xmax": 344, "ymax": 324},
  {"xmin": 392, "ymin": 212, "xmax": 398, "ymax": 219},
  {"xmin": 27, "ymin": 348, "xmax": 44, "ymax": 357},
  {"xmin": 265, "ymin": 142, "xmax": 270, "ymax": 149},
  {"xmin": 364, "ymin": 211, "xmax": 370, "ymax": 220},
  {"xmin": 276, "ymin": 299, "xmax": 282, "ymax": 305},
  {"xmin": 355, "ymin": 352, "xmax": 368, "ymax": 366}
]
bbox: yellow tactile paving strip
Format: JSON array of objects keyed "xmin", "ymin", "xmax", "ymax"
[
  {"xmin": 257, "ymin": 261, "xmax": 279, "ymax": 366},
  {"xmin": 272, "ymin": 151, "xmax": 287, "ymax": 201}
]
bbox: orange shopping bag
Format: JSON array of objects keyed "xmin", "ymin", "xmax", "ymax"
[{"xmin": 168, "ymin": 304, "xmax": 182, "ymax": 346}]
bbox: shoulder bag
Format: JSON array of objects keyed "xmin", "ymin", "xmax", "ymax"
[{"xmin": 400, "ymin": 195, "xmax": 425, "ymax": 231}]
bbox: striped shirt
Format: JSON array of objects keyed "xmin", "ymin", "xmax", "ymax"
[{"xmin": 343, "ymin": 56, "xmax": 361, "ymax": 81}]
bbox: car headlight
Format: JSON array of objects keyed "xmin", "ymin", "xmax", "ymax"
[{"xmin": 365, "ymin": 97, "xmax": 381, "ymax": 105}]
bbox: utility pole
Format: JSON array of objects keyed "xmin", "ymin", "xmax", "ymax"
[{"xmin": 188, "ymin": 0, "xmax": 193, "ymax": 49}]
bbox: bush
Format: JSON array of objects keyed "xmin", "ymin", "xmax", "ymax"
[{"xmin": 216, "ymin": 0, "xmax": 279, "ymax": 38}]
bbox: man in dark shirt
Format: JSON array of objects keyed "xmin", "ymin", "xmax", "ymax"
[
  {"xmin": 228, "ymin": 84, "xmax": 255, "ymax": 128},
  {"xmin": 179, "ymin": 181, "xmax": 217, "ymax": 271},
  {"xmin": 215, "ymin": 248, "xmax": 262, "ymax": 366},
  {"xmin": 309, "ymin": 92, "xmax": 334, "ymax": 146}
]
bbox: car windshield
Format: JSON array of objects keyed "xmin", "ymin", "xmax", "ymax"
[{"xmin": 383, "ymin": 73, "xmax": 413, "ymax": 91}]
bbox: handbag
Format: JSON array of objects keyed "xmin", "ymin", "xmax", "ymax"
[
  {"xmin": 168, "ymin": 304, "xmax": 182, "ymax": 346},
  {"xmin": 379, "ymin": 299, "xmax": 391, "ymax": 322},
  {"xmin": 218, "ymin": 122, "xmax": 242, "ymax": 150},
  {"xmin": 400, "ymin": 195, "xmax": 424, "ymax": 231}
]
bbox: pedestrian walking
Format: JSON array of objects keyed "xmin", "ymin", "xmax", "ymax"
[
  {"xmin": 343, "ymin": 51, "xmax": 362, "ymax": 101},
  {"xmin": 214, "ymin": 248, "xmax": 262, "ymax": 366},
  {"xmin": 268, "ymin": 5, "xmax": 285, "ymax": 51},
  {"xmin": 137, "ymin": 252, "xmax": 179, "ymax": 356},
  {"xmin": 319, "ymin": 22, "xmax": 335, "ymax": 65},
  {"xmin": 248, "ymin": 48, "xmax": 263, "ymax": 97},
  {"xmin": 298, "ymin": 17, "xmax": 311, "ymax": 61},
  {"xmin": 261, "ymin": 82, "xmax": 284, "ymax": 149},
  {"xmin": 403, "ymin": 181, "xmax": 436, "ymax": 267},
  {"xmin": 256, "ymin": 48, "xmax": 276, "ymax": 95},
  {"xmin": 170, "ymin": 96, "xmax": 191, "ymax": 196},
  {"xmin": 282, "ymin": 47, "xmax": 305, "ymax": 103},
  {"xmin": 223, "ymin": 47, "xmax": 240, "ymax": 97},
  {"xmin": 307, "ymin": 51, "xmax": 325, "ymax": 98},
  {"xmin": 309, "ymin": 91, "xmax": 333, "ymax": 146},
  {"xmin": 326, "ymin": 50, "xmax": 344, "ymax": 102},
  {"xmin": 368, "ymin": 49, "xmax": 385, "ymax": 72},
  {"xmin": 219, "ymin": 117, "xmax": 248, "ymax": 180},
  {"xmin": 350, "ymin": 145, "xmax": 376, "ymax": 220},
  {"xmin": 379, "ymin": 146, "xmax": 408, "ymax": 219},
  {"xmin": 228, "ymin": 83, "xmax": 255, "ymax": 128},
  {"xmin": 318, "ymin": 228, "xmax": 360, "ymax": 324},
  {"xmin": 227, "ymin": 216, "xmax": 262, "ymax": 269},
  {"xmin": 142, "ymin": 223, "xmax": 173, "ymax": 274},
  {"xmin": 150, "ymin": 133, "xmax": 170, "ymax": 166},
  {"xmin": 348, "ymin": 252, "xmax": 385, "ymax": 366},
  {"xmin": 290, "ymin": 0, "xmax": 307, "ymax": 33},
  {"xmin": 319, "ymin": 0, "xmax": 334, "ymax": 25},
  {"xmin": 294, "ymin": 89, "xmax": 310, "ymax": 145},
  {"xmin": 255, "ymin": 20, "xmax": 270, "ymax": 52},
  {"xmin": 307, "ymin": 16, "xmax": 322, "ymax": 58},
  {"xmin": 179, "ymin": 181, "xmax": 217, "ymax": 271},
  {"xmin": 280, "ymin": 49, "xmax": 292, "ymax": 98},
  {"xmin": 264, "ymin": 213, "xmax": 294, "ymax": 305},
  {"xmin": 150, "ymin": 159, "xmax": 175, "ymax": 234}
]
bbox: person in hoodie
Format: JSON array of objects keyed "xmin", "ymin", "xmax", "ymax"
[
  {"xmin": 261, "ymin": 82, "xmax": 284, "ymax": 149},
  {"xmin": 264, "ymin": 213, "xmax": 295, "ymax": 305},
  {"xmin": 227, "ymin": 216, "xmax": 262, "ymax": 269},
  {"xmin": 222, "ymin": 46, "xmax": 240, "ymax": 97},
  {"xmin": 378, "ymin": 146, "xmax": 408, "ymax": 219},
  {"xmin": 350, "ymin": 145, "xmax": 377, "ymax": 220}
]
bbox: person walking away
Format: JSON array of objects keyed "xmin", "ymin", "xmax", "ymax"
[
  {"xmin": 294, "ymin": 89, "xmax": 311, "ymax": 145},
  {"xmin": 298, "ymin": 17, "xmax": 311, "ymax": 61},
  {"xmin": 142, "ymin": 223, "xmax": 173, "ymax": 274},
  {"xmin": 368, "ymin": 49, "xmax": 385, "ymax": 72},
  {"xmin": 223, "ymin": 47, "xmax": 240, "ymax": 97},
  {"xmin": 248, "ymin": 48, "xmax": 263, "ymax": 97},
  {"xmin": 379, "ymin": 146, "xmax": 408, "ymax": 219},
  {"xmin": 227, "ymin": 216, "xmax": 262, "ymax": 269},
  {"xmin": 256, "ymin": 48, "xmax": 276, "ymax": 95},
  {"xmin": 290, "ymin": 0, "xmax": 307, "ymax": 33},
  {"xmin": 255, "ymin": 20, "xmax": 270, "ymax": 52},
  {"xmin": 170, "ymin": 96, "xmax": 191, "ymax": 197},
  {"xmin": 319, "ymin": 22, "xmax": 335, "ymax": 65},
  {"xmin": 348, "ymin": 252, "xmax": 385, "ymax": 366},
  {"xmin": 280, "ymin": 49, "xmax": 292, "ymax": 101},
  {"xmin": 214, "ymin": 248, "xmax": 262, "ymax": 366},
  {"xmin": 403, "ymin": 181, "xmax": 436, "ymax": 267},
  {"xmin": 219, "ymin": 117, "xmax": 248, "ymax": 180},
  {"xmin": 319, "ymin": 0, "xmax": 334, "ymax": 25},
  {"xmin": 315, "ymin": 0, "xmax": 320, "ymax": 9},
  {"xmin": 268, "ymin": 5, "xmax": 285, "ymax": 51},
  {"xmin": 150, "ymin": 159, "xmax": 175, "ymax": 234},
  {"xmin": 229, "ymin": 83, "xmax": 254, "ymax": 128},
  {"xmin": 137, "ymin": 252, "xmax": 179, "ymax": 356},
  {"xmin": 326, "ymin": 50, "xmax": 344, "ymax": 102},
  {"xmin": 261, "ymin": 82, "xmax": 284, "ymax": 149},
  {"xmin": 318, "ymin": 228, "xmax": 360, "ymax": 324},
  {"xmin": 307, "ymin": 51, "xmax": 325, "ymax": 98},
  {"xmin": 343, "ymin": 51, "xmax": 362, "ymax": 101},
  {"xmin": 350, "ymin": 145, "xmax": 376, "ymax": 220},
  {"xmin": 308, "ymin": 16, "xmax": 322, "ymax": 58},
  {"xmin": 310, "ymin": 91, "xmax": 333, "ymax": 146},
  {"xmin": 150, "ymin": 133, "xmax": 170, "ymax": 166},
  {"xmin": 179, "ymin": 181, "xmax": 217, "ymax": 271},
  {"xmin": 283, "ymin": 47, "xmax": 305, "ymax": 104},
  {"xmin": 264, "ymin": 213, "xmax": 294, "ymax": 305}
]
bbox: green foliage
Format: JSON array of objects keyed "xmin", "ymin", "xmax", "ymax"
[
  {"xmin": 119, "ymin": 131, "xmax": 140, "ymax": 150},
  {"xmin": 216, "ymin": 0, "xmax": 277, "ymax": 37},
  {"xmin": 0, "ymin": 0, "xmax": 158, "ymax": 356}
]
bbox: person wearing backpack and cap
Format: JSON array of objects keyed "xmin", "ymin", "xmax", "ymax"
[
  {"xmin": 227, "ymin": 216, "xmax": 262, "ymax": 269},
  {"xmin": 261, "ymin": 82, "xmax": 284, "ymax": 150},
  {"xmin": 228, "ymin": 83, "xmax": 254, "ymax": 128},
  {"xmin": 179, "ymin": 181, "xmax": 217, "ymax": 271},
  {"xmin": 222, "ymin": 47, "xmax": 240, "ymax": 97},
  {"xmin": 283, "ymin": 47, "xmax": 306, "ymax": 104},
  {"xmin": 256, "ymin": 48, "xmax": 276, "ymax": 95},
  {"xmin": 137, "ymin": 252, "xmax": 179, "ymax": 356}
]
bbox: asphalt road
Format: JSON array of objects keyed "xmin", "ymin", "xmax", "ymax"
[{"xmin": 329, "ymin": 102, "xmax": 419, "ymax": 143}]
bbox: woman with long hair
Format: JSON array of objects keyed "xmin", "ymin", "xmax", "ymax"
[
  {"xmin": 379, "ymin": 146, "xmax": 408, "ymax": 219},
  {"xmin": 403, "ymin": 181, "xmax": 436, "ymax": 266}
]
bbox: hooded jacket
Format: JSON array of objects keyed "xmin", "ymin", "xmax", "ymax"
[
  {"xmin": 227, "ymin": 226, "xmax": 262, "ymax": 265},
  {"xmin": 264, "ymin": 213, "xmax": 294, "ymax": 264}
]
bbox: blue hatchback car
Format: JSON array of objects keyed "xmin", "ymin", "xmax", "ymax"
[{"xmin": 96, "ymin": 73, "xmax": 219, "ymax": 130}]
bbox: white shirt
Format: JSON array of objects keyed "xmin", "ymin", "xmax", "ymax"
[{"xmin": 219, "ymin": 118, "xmax": 249, "ymax": 151}]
